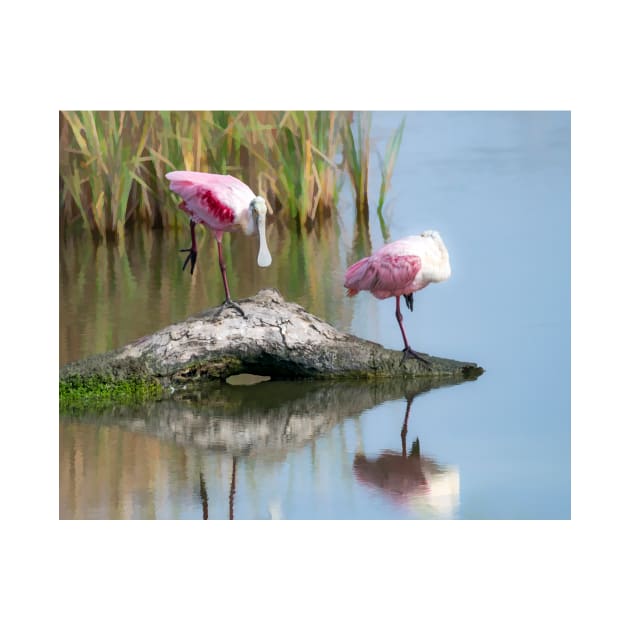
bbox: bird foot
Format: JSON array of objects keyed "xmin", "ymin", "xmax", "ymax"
[
  {"xmin": 180, "ymin": 247, "xmax": 197, "ymax": 275},
  {"xmin": 214, "ymin": 299, "xmax": 246, "ymax": 319},
  {"xmin": 401, "ymin": 347, "xmax": 432, "ymax": 367}
]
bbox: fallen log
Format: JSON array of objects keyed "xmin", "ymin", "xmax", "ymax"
[{"xmin": 60, "ymin": 288, "xmax": 483, "ymax": 405}]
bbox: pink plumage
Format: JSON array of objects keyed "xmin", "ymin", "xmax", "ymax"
[
  {"xmin": 344, "ymin": 231, "xmax": 451, "ymax": 362},
  {"xmin": 344, "ymin": 252, "xmax": 422, "ymax": 299},
  {"xmin": 166, "ymin": 171, "xmax": 256, "ymax": 233},
  {"xmin": 166, "ymin": 170, "xmax": 272, "ymax": 316}
]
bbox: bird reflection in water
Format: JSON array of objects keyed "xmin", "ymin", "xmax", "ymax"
[{"xmin": 353, "ymin": 395, "xmax": 460, "ymax": 518}]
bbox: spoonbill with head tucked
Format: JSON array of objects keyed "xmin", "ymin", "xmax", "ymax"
[
  {"xmin": 166, "ymin": 171, "xmax": 272, "ymax": 316},
  {"xmin": 344, "ymin": 230, "xmax": 451, "ymax": 363}
]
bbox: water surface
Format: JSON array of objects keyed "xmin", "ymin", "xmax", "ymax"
[{"xmin": 59, "ymin": 111, "xmax": 570, "ymax": 519}]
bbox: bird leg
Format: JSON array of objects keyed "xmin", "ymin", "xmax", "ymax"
[
  {"xmin": 215, "ymin": 240, "xmax": 245, "ymax": 318},
  {"xmin": 395, "ymin": 296, "xmax": 431, "ymax": 366},
  {"xmin": 180, "ymin": 219, "xmax": 198, "ymax": 275}
]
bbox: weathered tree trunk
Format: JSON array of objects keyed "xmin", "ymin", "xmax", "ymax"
[{"xmin": 60, "ymin": 289, "xmax": 483, "ymax": 395}]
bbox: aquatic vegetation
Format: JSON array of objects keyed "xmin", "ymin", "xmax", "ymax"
[
  {"xmin": 342, "ymin": 111, "xmax": 372, "ymax": 219},
  {"xmin": 376, "ymin": 117, "xmax": 405, "ymax": 241},
  {"xmin": 59, "ymin": 111, "xmax": 405, "ymax": 239},
  {"xmin": 59, "ymin": 374, "xmax": 163, "ymax": 412}
]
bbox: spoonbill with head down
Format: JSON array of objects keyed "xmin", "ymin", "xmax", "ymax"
[
  {"xmin": 344, "ymin": 230, "xmax": 451, "ymax": 363},
  {"xmin": 166, "ymin": 171, "xmax": 272, "ymax": 316}
]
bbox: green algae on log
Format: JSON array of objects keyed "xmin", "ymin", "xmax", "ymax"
[
  {"xmin": 59, "ymin": 288, "xmax": 483, "ymax": 404},
  {"xmin": 60, "ymin": 374, "xmax": 163, "ymax": 410}
]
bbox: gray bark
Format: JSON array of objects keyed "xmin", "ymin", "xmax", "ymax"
[{"xmin": 60, "ymin": 288, "xmax": 483, "ymax": 389}]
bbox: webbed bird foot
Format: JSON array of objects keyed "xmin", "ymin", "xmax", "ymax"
[
  {"xmin": 401, "ymin": 347, "xmax": 432, "ymax": 367},
  {"xmin": 180, "ymin": 247, "xmax": 197, "ymax": 275},
  {"xmin": 214, "ymin": 299, "xmax": 246, "ymax": 319}
]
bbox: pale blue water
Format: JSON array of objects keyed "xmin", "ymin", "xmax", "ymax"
[
  {"xmin": 363, "ymin": 111, "xmax": 571, "ymax": 519},
  {"xmin": 60, "ymin": 111, "xmax": 570, "ymax": 519}
]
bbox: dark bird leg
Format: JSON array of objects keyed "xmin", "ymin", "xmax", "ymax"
[
  {"xmin": 395, "ymin": 295, "xmax": 431, "ymax": 366},
  {"xmin": 180, "ymin": 219, "xmax": 198, "ymax": 275},
  {"xmin": 215, "ymin": 239, "xmax": 245, "ymax": 317}
]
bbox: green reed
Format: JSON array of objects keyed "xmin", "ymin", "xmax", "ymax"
[
  {"xmin": 376, "ymin": 117, "xmax": 405, "ymax": 242},
  {"xmin": 342, "ymin": 111, "xmax": 372, "ymax": 220},
  {"xmin": 59, "ymin": 111, "xmax": 405, "ymax": 240}
]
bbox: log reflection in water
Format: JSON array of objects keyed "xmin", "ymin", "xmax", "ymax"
[
  {"xmin": 60, "ymin": 375, "xmax": 475, "ymax": 519},
  {"xmin": 62, "ymin": 375, "xmax": 474, "ymax": 459}
]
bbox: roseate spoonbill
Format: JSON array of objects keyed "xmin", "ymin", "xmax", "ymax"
[
  {"xmin": 353, "ymin": 395, "xmax": 460, "ymax": 518},
  {"xmin": 344, "ymin": 230, "xmax": 451, "ymax": 363},
  {"xmin": 166, "ymin": 171, "xmax": 272, "ymax": 316}
]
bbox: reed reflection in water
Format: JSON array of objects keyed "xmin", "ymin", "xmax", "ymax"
[{"xmin": 60, "ymin": 216, "xmax": 351, "ymax": 367}]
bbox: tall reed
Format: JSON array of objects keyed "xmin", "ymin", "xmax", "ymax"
[
  {"xmin": 376, "ymin": 117, "xmax": 405, "ymax": 242},
  {"xmin": 59, "ymin": 111, "xmax": 405, "ymax": 240},
  {"xmin": 342, "ymin": 111, "xmax": 372, "ymax": 220}
]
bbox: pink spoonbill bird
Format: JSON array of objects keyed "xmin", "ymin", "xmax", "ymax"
[
  {"xmin": 344, "ymin": 230, "xmax": 451, "ymax": 363},
  {"xmin": 166, "ymin": 171, "xmax": 272, "ymax": 316}
]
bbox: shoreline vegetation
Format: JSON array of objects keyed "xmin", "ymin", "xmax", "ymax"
[
  {"xmin": 59, "ymin": 111, "xmax": 419, "ymax": 403},
  {"xmin": 59, "ymin": 111, "xmax": 405, "ymax": 241}
]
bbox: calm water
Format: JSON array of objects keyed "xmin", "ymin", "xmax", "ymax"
[{"xmin": 59, "ymin": 111, "xmax": 570, "ymax": 519}]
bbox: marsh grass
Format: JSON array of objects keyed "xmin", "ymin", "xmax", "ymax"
[
  {"xmin": 60, "ymin": 111, "xmax": 405, "ymax": 240},
  {"xmin": 376, "ymin": 117, "xmax": 405, "ymax": 242},
  {"xmin": 342, "ymin": 112, "xmax": 372, "ymax": 221}
]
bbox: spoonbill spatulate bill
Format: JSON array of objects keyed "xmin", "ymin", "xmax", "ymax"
[
  {"xmin": 344, "ymin": 230, "xmax": 451, "ymax": 363},
  {"xmin": 166, "ymin": 171, "xmax": 272, "ymax": 316}
]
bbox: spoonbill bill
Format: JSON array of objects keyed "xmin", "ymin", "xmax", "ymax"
[
  {"xmin": 166, "ymin": 171, "xmax": 272, "ymax": 316},
  {"xmin": 344, "ymin": 230, "xmax": 451, "ymax": 363}
]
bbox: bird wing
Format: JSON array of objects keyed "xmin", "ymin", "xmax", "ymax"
[
  {"xmin": 345, "ymin": 254, "xmax": 421, "ymax": 296},
  {"xmin": 166, "ymin": 171, "xmax": 255, "ymax": 216}
]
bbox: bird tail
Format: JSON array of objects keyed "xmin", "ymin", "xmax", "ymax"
[
  {"xmin": 344, "ymin": 257, "xmax": 371, "ymax": 296},
  {"xmin": 404, "ymin": 293, "xmax": 414, "ymax": 311}
]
